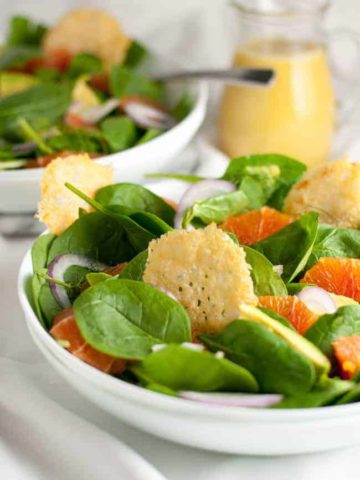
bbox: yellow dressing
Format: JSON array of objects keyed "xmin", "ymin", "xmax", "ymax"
[{"xmin": 218, "ymin": 39, "xmax": 335, "ymax": 167}]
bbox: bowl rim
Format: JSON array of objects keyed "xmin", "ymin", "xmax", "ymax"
[
  {"xmin": 18, "ymin": 243, "xmax": 360, "ymax": 423},
  {"xmin": 0, "ymin": 80, "xmax": 208, "ymax": 181}
]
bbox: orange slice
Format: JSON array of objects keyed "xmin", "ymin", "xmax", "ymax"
[
  {"xmin": 221, "ymin": 206, "xmax": 293, "ymax": 246},
  {"xmin": 259, "ymin": 295, "xmax": 317, "ymax": 335},
  {"xmin": 302, "ymin": 258, "xmax": 360, "ymax": 302},
  {"xmin": 51, "ymin": 307, "xmax": 126, "ymax": 374},
  {"xmin": 333, "ymin": 335, "xmax": 360, "ymax": 379}
]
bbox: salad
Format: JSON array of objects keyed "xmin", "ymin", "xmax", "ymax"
[
  {"xmin": 0, "ymin": 10, "xmax": 191, "ymax": 170},
  {"xmin": 30, "ymin": 153, "xmax": 360, "ymax": 409}
]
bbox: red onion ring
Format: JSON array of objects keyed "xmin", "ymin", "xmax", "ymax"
[
  {"xmin": 48, "ymin": 254, "xmax": 108, "ymax": 308},
  {"xmin": 297, "ymin": 286, "xmax": 337, "ymax": 315}
]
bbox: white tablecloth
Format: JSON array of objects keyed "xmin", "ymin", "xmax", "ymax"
[{"xmin": 2, "ymin": 0, "xmax": 360, "ymax": 478}]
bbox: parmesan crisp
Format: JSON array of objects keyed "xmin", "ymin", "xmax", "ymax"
[
  {"xmin": 284, "ymin": 160, "xmax": 360, "ymax": 229},
  {"xmin": 43, "ymin": 9, "xmax": 131, "ymax": 71},
  {"xmin": 37, "ymin": 153, "xmax": 112, "ymax": 235},
  {"xmin": 143, "ymin": 224, "xmax": 257, "ymax": 335}
]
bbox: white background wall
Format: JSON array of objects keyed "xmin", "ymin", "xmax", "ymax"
[{"xmin": 0, "ymin": 0, "xmax": 359, "ymax": 69}]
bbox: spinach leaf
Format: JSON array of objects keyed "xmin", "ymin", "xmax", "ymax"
[
  {"xmin": 110, "ymin": 65, "xmax": 164, "ymax": 102},
  {"xmin": 272, "ymin": 378, "xmax": 353, "ymax": 408},
  {"xmin": 0, "ymin": 46, "xmax": 41, "ymax": 70},
  {"xmin": 31, "ymin": 233, "xmax": 56, "ymax": 327},
  {"xmin": 336, "ymin": 382, "xmax": 360, "ymax": 405},
  {"xmin": 136, "ymin": 128, "xmax": 161, "ymax": 145},
  {"xmin": 286, "ymin": 283, "xmax": 314, "ymax": 295},
  {"xmin": 48, "ymin": 130, "xmax": 104, "ymax": 153},
  {"xmin": 100, "ymin": 116, "xmax": 137, "ymax": 152},
  {"xmin": 6, "ymin": 15, "xmax": 47, "ymax": 47},
  {"xmin": 305, "ymin": 306, "xmax": 360, "ymax": 357},
  {"xmin": 33, "ymin": 67, "xmax": 61, "ymax": 82},
  {"xmin": 32, "ymin": 232, "xmax": 56, "ymax": 273},
  {"xmin": 200, "ymin": 320, "xmax": 316, "ymax": 395},
  {"xmin": 171, "ymin": 93, "xmax": 193, "ymax": 121},
  {"xmin": 0, "ymin": 84, "xmax": 72, "ymax": 139},
  {"xmin": 63, "ymin": 265, "xmax": 93, "ymax": 302},
  {"xmin": 65, "ymin": 183, "xmax": 166, "ymax": 252},
  {"xmin": 68, "ymin": 53, "xmax": 102, "ymax": 78},
  {"xmin": 223, "ymin": 154, "xmax": 306, "ymax": 209},
  {"xmin": 38, "ymin": 283, "xmax": 62, "ymax": 326},
  {"xmin": 123, "ymin": 40, "xmax": 148, "ymax": 68},
  {"xmin": 146, "ymin": 383, "xmax": 177, "ymax": 396},
  {"xmin": 131, "ymin": 344, "xmax": 258, "ymax": 392},
  {"xmin": 307, "ymin": 224, "xmax": 360, "ymax": 269},
  {"xmin": 238, "ymin": 176, "xmax": 266, "ymax": 209},
  {"xmin": 48, "ymin": 212, "xmax": 135, "ymax": 266},
  {"xmin": 118, "ymin": 250, "xmax": 148, "ymax": 281},
  {"xmin": 129, "ymin": 211, "xmax": 172, "ymax": 236},
  {"xmin": 182, "ymin": 190, "xmax": 248, "ymax": 228},
  {"xmin": 18, "ymin": 118, "xmax": 52, "ymax": 154},
  {"xmin": 253, "ymin": 212, "xmax": 319, "ymax": 282},
  {"xmin": 73, "ymin": 279, "xmax": 191, "ymax": 359},
  {"xmin": 95, "ymin": 183, "xmax": 175, "ymax": 225},
  {"xmin": 86, "ymin": 272, "xmax": 112, "ymax": 286},
  {"xmin": 145, "ymin": 173, "xmax": 204, "ymax": 183},
  {"xmin": 243, "ymin": 246, "xmax": 287, "ymax": 296}
]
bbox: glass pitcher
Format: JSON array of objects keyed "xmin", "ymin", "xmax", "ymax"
[{"xmin": 218, "ymin": 0, "xmax": 360, "ymax": 167}]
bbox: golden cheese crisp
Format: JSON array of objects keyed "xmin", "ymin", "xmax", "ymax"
[
  {"xmin": 43, "ymin": 9, "xmax": 131, "ymax": 71},
  {"xmin": 284, "ymin": 160, "xmax": 360, "ymax": 228},
  {"xmin": 38, "ymin": 153, "xmax": 112, "ymax": 235},
  {"xmin": 143, "ymin": 224, "xmax": 257, "ymax": 335}
]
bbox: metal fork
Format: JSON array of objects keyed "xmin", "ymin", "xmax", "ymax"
[{"xmin": 154, "ymin": 68, "xmax": 275, "ymax": 87}]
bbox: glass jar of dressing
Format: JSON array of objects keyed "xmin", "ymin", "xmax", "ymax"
[{"xmin": 218, "ymin": 0, "xmax": 359, "ymax": 167}]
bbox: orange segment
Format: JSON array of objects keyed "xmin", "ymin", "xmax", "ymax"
[
  {"xmin": 51, "ymin": 307, "xmax": 126, "ymax": 375},
  {"xmin": 333, "ymin": 335, "xmax": 360, "ymax": 379},
  {"xmin": 259, "ymin": 295, "xmax": 317, "ymax": 335},
  {"xmin": 221, "ymin": 206, "xmax": 293, "ymax": 246},
  {"xmin": 302, "ymin": 258, "xmax": 360, "ymax": 302}
]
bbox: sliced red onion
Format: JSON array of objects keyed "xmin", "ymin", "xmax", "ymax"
[
  {"xmin": 174, "ymin": 179, "xmax": 236, "ymax": 229},
  {"xmin": 12, "ymin": 130, "xmax": 57, "ymax": 155},
  {"xmin": 69, "ymin": 98, "xmax": 120, "ymax": 125},
  {"xmin": 297, "ymin": 286, "xmax": 337, "ymax": 315},
  {"xmin": 12, "ymin": 141, "xmax": 38, "ymax": 155},
  {"xmin": 179, "ymin": 392, "xmax": 283, "ymax": 408},
  {"xmin": 48, "ymin": 254, "xmax": 108, "ymax": 308},
  {"xmin": 120, "ymin": 97, "xmax": 176, "ymax": 130}
]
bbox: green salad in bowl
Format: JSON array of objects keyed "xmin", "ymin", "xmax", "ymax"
[
  {"xmin": 0, "ymin": 9, "xmax": 193, "ymax": 171},
  {"xmin": 26, "ymin": 152, "xmax": 360, "ymax": 410}
]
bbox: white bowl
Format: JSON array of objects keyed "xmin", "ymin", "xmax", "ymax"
[
  {"xmin": 17, "ymin": 182, "xmax": 360, "ymax": 456},
  {"xmin": 0, "ymin": 80, "xmax": 208, "ymax": 213}
]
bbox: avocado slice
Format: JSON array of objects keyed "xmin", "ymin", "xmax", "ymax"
[
  {"xmin": 331, "ymin": 294, "xmax": 358, "ymax": 309},
  {"xmin": 72, "ymin": 77, "xmax": 100, "ymax": 110},
  {"xmin": 239, "ymin": 305, "xmax": 330, "ymax": 373},
  {"xmin": 0, "ymin": 72, "xmax": 38, "ymax": 98}
]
